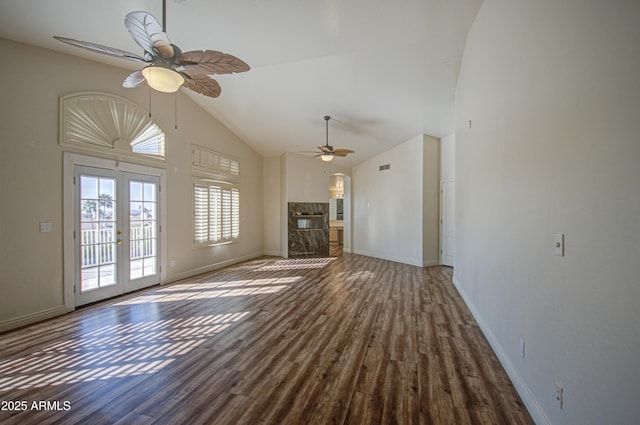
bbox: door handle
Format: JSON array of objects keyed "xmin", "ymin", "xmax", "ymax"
[{"xmin": 117, "ymin": 239, "xmax": 122, "ymax": 245}]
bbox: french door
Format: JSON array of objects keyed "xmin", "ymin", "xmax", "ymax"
[{"xmin": 75, "ymin": 166, "xmax": 160, "ymax": 306}]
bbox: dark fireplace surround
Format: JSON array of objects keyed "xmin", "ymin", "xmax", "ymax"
[{"xmin": 287, "ymin": 202, "xmax": 329, "ymax": 258}]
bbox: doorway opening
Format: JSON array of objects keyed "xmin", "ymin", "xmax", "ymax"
[{"xmin": 329, "ymin": 173, "xmax": 345, "ymax": 257}]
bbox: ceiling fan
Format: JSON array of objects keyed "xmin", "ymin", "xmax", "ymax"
[
  {"xmin": 314, "ymin": 116, "xmax": 355, "ymax": 162},
  {"xmin": 53, "ymin": 1, "xmax": 249, "ymax": 98}
]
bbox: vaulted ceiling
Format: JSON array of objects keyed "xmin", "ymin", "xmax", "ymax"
[{"xmin": 0, "ymin": 0, "xmax": 482, "ymax": 166}]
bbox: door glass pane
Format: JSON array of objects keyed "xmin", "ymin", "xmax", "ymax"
[
  {"xmin": 143, "ymin": 202, "xmax": 156, "ymax": 219},
  {"xmin": 130, "ymin": 180, "xmax": 157, "ymax": 280},
  {"xmin": 144, "ymin": 183, "xmax": 155, "ymax": 202},
  {"xmin": 130, "ymin": 181, "xmax": 143, "ymax": 201},
  {"xmin": 80, "ymin": 175, "xmax": 117, "ymax": 292}
]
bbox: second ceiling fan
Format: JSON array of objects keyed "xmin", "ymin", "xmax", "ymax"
[{"xmin": 314, "ymin": 116, "xmax": 355, "ymax": 162}]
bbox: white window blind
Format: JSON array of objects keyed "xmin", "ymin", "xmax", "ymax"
[
  {"xmin": 193, "ymin": 179, "xmax": 239, "ymax": 246},
  {"xmin": 61, "ymin": 93, "xmax": 165, "ymax": 159},
  {"xmin": 192, "ymin": 145, "xmax": 239, "ymax": 178}
]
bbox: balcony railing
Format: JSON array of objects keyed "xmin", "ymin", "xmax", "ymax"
[{"xmin": 81, "ymin": 225, "xmax": 154, "ymax": 268}]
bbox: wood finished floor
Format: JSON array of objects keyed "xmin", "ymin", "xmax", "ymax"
[{"xmin": 0, "ymin": 254, "xmax": 534, "ymax": 425}]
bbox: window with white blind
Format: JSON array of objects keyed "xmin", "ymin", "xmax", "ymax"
[
  {"xmin": 192, "ymin": 145, "xmax": 240, "ymax": 178},
  {"xmin": 193, "ymin": 179, "xmax": 240, "ymax": 246}
]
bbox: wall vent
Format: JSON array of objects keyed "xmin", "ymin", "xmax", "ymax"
[{"xmin": 379, "ymin": 164, "xmax": 391, "ymax": 171}]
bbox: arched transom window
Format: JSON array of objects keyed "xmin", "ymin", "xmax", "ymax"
[{"xmin": 60, "ymin": 92, "xmax": 165, "ymax": 159}]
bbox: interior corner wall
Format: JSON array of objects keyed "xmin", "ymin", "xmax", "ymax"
[
  {"xmin": 352, "ymin": 135, "xmax": 425, "ymax": 266},
  {"xmin": 454, "ymin": 2, "xmax": 640, "ymax": 425},
  {"xmin": 422, "ymin": 134, "xmax": 440, "ymax": 266},
  {"xmin": 0, "ymin": 38, "xmax": 264, "ymax": 331},
  {"xmin": 263, "ymin": 156, "xmax": 282, "ymax": 256},
  {"xmin": 283, "ymin": 152, "xmax": 350, "ymax": 203},
  {"xmin": 279, "ymin": 153, "xmax": 288, "ymax": 257},
  {"xmin": 284, "ymin": 151, "xmax": 329, "ymax": 202}
]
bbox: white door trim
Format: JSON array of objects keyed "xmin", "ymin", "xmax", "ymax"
[
  {"xmin": 63, "ymin": 152, "xmax": 167, "ymax": 310},
  {"xmin": 439, "ymin": 179, "xmax": 455, "ymax": 267}
]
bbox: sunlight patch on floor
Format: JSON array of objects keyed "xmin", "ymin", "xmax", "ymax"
[
  {"xmin": 0, "ymin": 312, "xmax": 249, "ymax": 392},
  {"xmin": 114, "ymin": 277, "xmax": 300, "ymax": 305},
  {"xmin": 257, "ymin": 257, "xmax": 336, "ymax": 271}
]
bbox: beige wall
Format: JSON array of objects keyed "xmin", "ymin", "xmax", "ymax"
[
  {"xmin": 262, "ymin": 156, "xmax": 281, "ymax": 256},
  {"xmin": 283, "ymin": 152, "xmax": 350, "ymax": 203},
  {"xmin": 275, "ymin": 152, "xmax": 350, "ymax": 257},
  {"xmin": 0, "ymin": 38, "xmax": 264, "ymax": 330},
  {"xmin": 422, "ymin": 134, "xmax": 440, "ymax": 266}
]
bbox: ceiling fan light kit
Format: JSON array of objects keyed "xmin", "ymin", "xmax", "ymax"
[
  {"xmin": 141, "ymin": 66, "xmax": 184, "ymax": 93},
  {"xmin": 320, "ymin": 153, "xmax": 334, "ymax": 162}
]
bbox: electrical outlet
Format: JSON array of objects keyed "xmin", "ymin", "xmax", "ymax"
[
  {"xmin": 555, "ymin": 383, "xmax": 563, "ymax": 409},
  {"xmin": 170, "ymin": 260, "xmax": 176, "ymax": 268},
  {"xmin": 519, "ymin": 339, "xmax": 525, "ymax": 358}
]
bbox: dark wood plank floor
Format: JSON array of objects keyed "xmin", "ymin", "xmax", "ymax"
[{"xmin": 0, "ymin": 254, "xmax": 534, "ymax": 425}]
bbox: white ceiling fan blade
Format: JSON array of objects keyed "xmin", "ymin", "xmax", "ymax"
[
  {"xmin": 123, "ymin": 70, "xmax": 148, "ymax": 88},
  {"xmin": 125, "ymin": 11, "xmax": 174, "ymax": 58},
  {"xmin": 53, "ymin": 36, "xmax": 147, "ymax": 62}
]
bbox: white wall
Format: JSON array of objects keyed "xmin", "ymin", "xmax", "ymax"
[
  {"xmin": 454, "ymin": 2, "xmax": 640, "ymax": 425},
  {"xmin": 440, "ymin": 133, "xmax": 455, "ymax": 181},
  {"xmin": 0, "ymin": 38, "xmax": 264, "ymax": 330},
  {"xmin": 342, "ymin": 174, "xmax": 353, "ymax": 253},
  {"xmin": 440, "ymin": 133, "xmax": 456, "ymax": 267},
  {"xmin": 353, "ymin": 135, "xmax": 425, "ymax": 266}
]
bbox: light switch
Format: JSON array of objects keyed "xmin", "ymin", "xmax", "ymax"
[
  {"xmin": 555, "ymin": 233, "xmax": 564, "ymax": 256},
  {"xmin": 39, "ymin": 222, "xmax": 52, "ymax": 233}
]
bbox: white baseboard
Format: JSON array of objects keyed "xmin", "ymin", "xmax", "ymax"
[
  {"xmin": 351, "ymin": 249, "xmax": 439, "ymax": 268},
  {"xmin": 352, "ymin": 249, "xmax": 424, "ymax": 267},
  {"xmin": 262, "ymin": 250, "xmax": 282, "ymax": 257},
  {"xmin": 451, "ymin": 276, "xmax": 550, "ymax": 425},
  {"xmin": 0, "ymin": 305, "xmax": 71, "ymax": 334},
  {"xmin": 165, "ymin": 251, "xmax": 265, "ymax": 284}
]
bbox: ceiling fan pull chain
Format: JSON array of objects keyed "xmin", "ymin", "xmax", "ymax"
[
  {"xmin": 148, "ymin": 85, "xmax": 152, "ymax": 118},
  {"xmin": 174, "ymin": 92, "xmax": 178, "ymax": 130}
]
